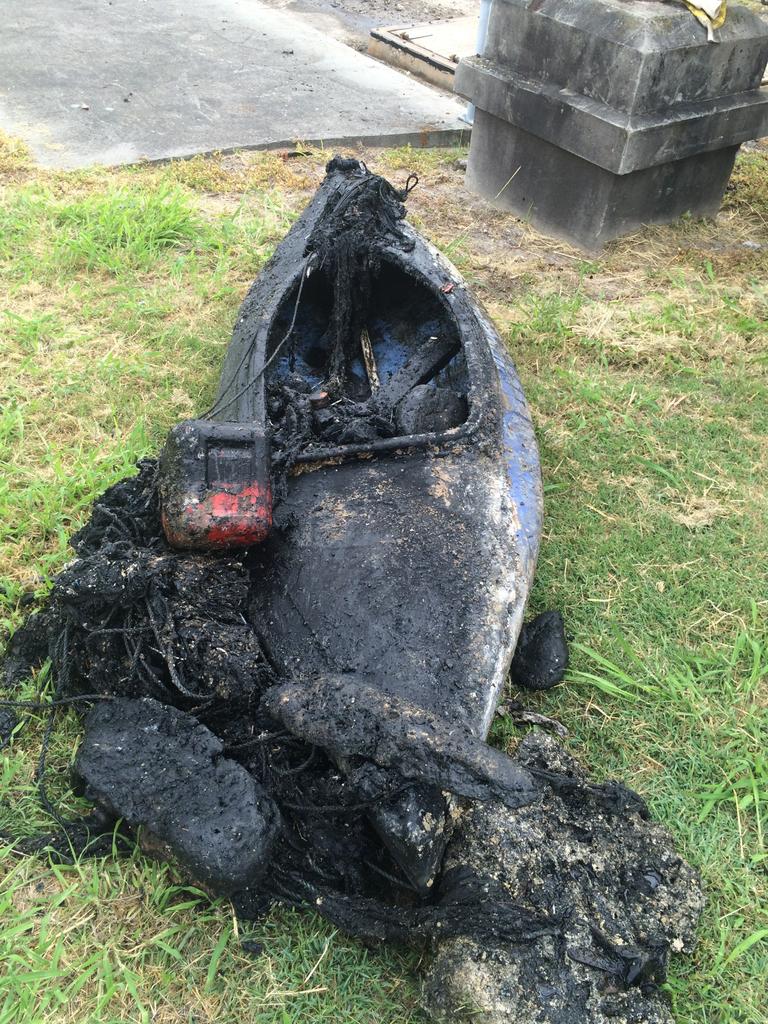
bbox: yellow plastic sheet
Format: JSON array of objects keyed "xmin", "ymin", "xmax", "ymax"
[{"xmin": 681, "ymin": 0, "xmax": 727, "ymax": 40}]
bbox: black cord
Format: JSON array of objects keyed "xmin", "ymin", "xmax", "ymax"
[{"xmin": 203, "ymin": 256, "xmax": 313, "ymax": 421}]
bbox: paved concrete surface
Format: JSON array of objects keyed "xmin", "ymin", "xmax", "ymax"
[{"xmin": 0, "ymin": 0, "xmax": 468, "ymax": 169}]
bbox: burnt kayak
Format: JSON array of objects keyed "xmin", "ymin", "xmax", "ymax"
[{"xmin": 159, "ymin": 157, "xmax": 542, "ymax": 889}]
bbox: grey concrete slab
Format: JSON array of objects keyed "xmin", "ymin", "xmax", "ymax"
[
  {"xmin": 482, "ymin": 0, "xmax": 768, "ymax": 116},
  {"xmin": 456, "ymin": 56, "xmax": 768, "ymax": 174},
  {"xmin": 0, "ymin": 0, "xmax": 468, "ymax": 169}
]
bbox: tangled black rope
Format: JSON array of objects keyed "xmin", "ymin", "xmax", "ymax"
[
  {"xmin": 304, "ymin": 157, "xmax": 418, "ymax": 387},
  {"xmin": 201, "ymin": 254, "xmax": 315, "ymax": 423},
  {"xmin": 202, "ymin": 158, "xmax": 418, "ymax": 427}
]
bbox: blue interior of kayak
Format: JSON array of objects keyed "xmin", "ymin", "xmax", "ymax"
[{"xmin": 266, "ymin": 260, "xmax": 471, "ymax": 415}]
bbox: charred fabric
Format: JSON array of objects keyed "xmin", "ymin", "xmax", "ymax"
[{"xmin": 2, "ymin": 158, "xmax": 702, "ymax": 1023}]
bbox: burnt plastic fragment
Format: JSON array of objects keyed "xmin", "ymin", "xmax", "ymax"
[
  {"xmin": 396, "ymin": 385, "xmax": 467, "ymax": 435},
  {"xmin": 74, "ymin": 697, "xmax": 281, "ymax": 893},
  {"xmin": 374, "ymin": 334, "xmax": 461, "ymax": 414},
  {"xmin": 309, "ymin": 389, "xmax": 330, "ymax": 409},
  {"xmin": 510, "ymin": 609, "xmax": 569, "ymax": 691},
  {"xmin": 264, "ymin": 675, "xmax": 542, "ymax": 810}
]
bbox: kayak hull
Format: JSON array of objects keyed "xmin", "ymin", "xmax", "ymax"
[{"xmin": 214, "ymin": 161, "xmax": 544, "ymax": 884}]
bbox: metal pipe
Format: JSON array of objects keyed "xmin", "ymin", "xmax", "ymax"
[{"xmin": 464, "ymin": 0, "xmax": 493, "ymax": 125}]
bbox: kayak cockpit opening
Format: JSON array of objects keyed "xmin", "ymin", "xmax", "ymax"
[{"xmin": 265, "ymin": 257, "xmax": 471, "ymax": 459}]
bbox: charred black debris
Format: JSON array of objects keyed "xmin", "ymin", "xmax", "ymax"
[{"xmin": 1, "ymin": 157, "xmax": 702, "ymax": 1023}]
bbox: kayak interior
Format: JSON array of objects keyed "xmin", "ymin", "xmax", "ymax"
[{"xmin": 265, "ymin": 257, "xmax": 473, "ymax": 461}]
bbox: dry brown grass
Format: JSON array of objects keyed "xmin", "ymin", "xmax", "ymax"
[{"xmin": 0, "ymin": 130, "xmax": 32, "ymax": 176}]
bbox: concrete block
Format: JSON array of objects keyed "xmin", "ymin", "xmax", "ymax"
[
  {"xmin": 465, "ymin": 109, "xmax": 738, "ymax": 250},
  {"xmin": 455, "ymin": 0, "xmax": 768, "ymax": 249}
]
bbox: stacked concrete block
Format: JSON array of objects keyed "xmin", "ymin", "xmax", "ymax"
[{"xmin": 455, "ymin": 0, "xmax": 768, "ymax": 249}]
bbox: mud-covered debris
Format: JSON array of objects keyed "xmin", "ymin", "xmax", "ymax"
[
  {"xmin": 267, "ymin": 865, "xmax": 563, "ymax": 947},
  {"xmin": 3, "ymin": 464, "xmax": 704, "ymax": 1004},
  {"xmin": 264, "ymin": 676, "xmax": 543, "ymax": 810},
  {"xmin": 366, "ymin": 780, "xmax": 452, "ymax": 893},
  {"xmin": 498, "ymin": 702, "xmax": 568, "ymax": 737},
  {"xmin": 4, "ymin": 461, "xmax": 276, "ymax": 712},
  {"xmin": 3, "ymin": 610, "xmax": 49, "ymax": 689},
  {"xmin": 424, "ymin": 731, "xmax": 704, "ymax": 1024},
  {"xmin": 0, "ymin": 709, "xmax": 18, "ymax": 750},
  {"xmin": 5, "ymin": 459, "xmax": 690, "ymax": 982},
  {"xmin": 74, "ymin": 697, "xmax": 281, "ymax": 893},
  {"xmin": 510, "ymin": 610, "xmax": 569, "ymax": 691},
  {"xmin": 396, "ymin": 385, "xmax": 467, "ymax": 435}
]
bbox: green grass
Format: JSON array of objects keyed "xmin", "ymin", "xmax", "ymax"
[
  {"xmin": 2, "ymin": 140, "xmax": 767, "ymax": 1022},
  {"xmin": 52, "ymin": 184, "xmax": 209, "ymax": 272}
]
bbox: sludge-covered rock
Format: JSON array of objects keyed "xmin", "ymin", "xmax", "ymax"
[
  {"xmin": 74, "ymin": 697, "xmax": 281, "ymax": 893},
  {"xmin": 423, "ymin": 731, "xmax": 704, "ymax": 1024},
  {"xmin": 509, "ymin": 610, "xmax": 569, "ymax": 692}
]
